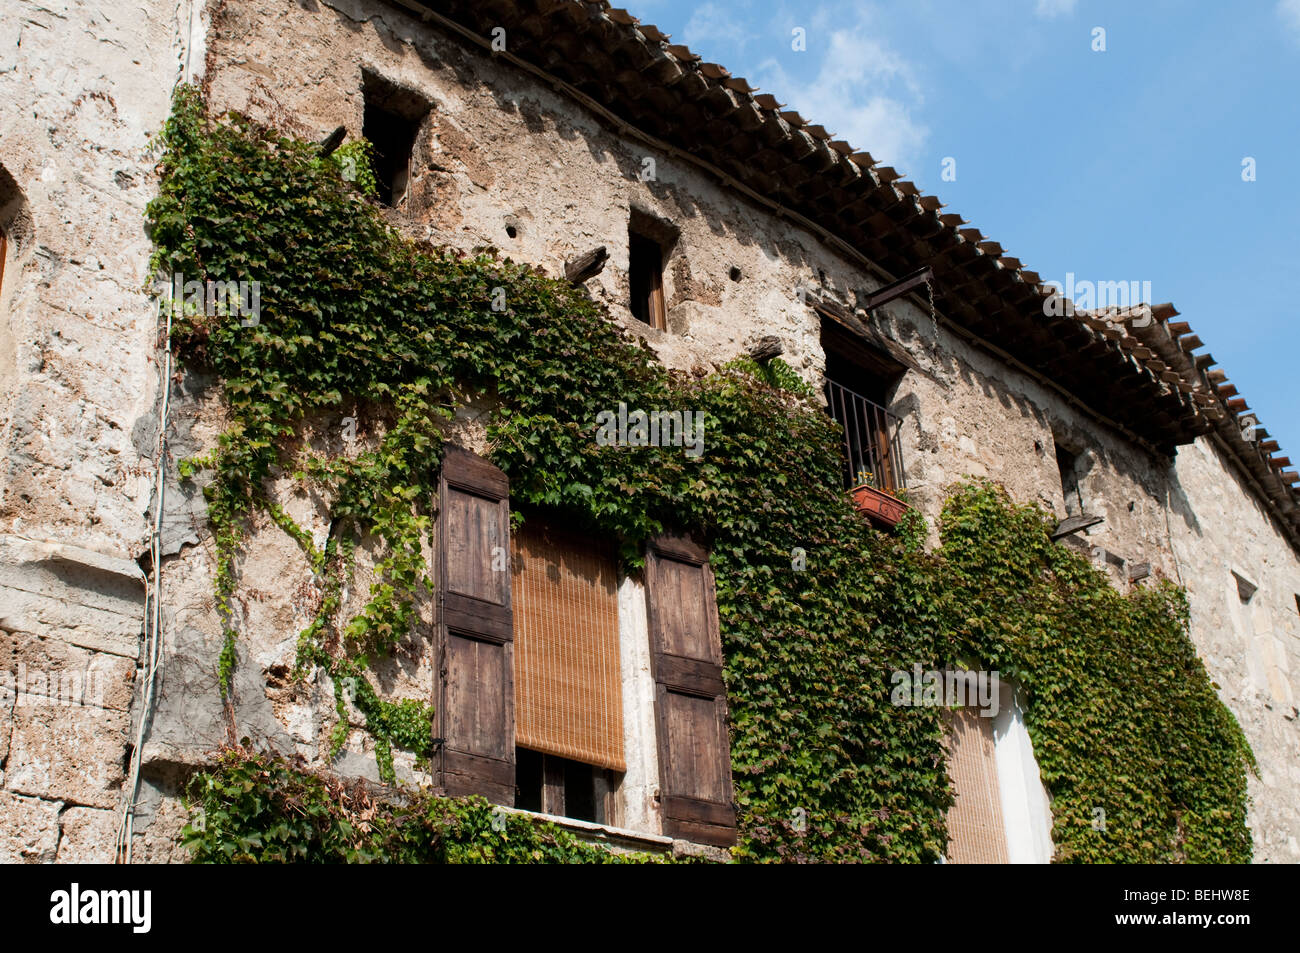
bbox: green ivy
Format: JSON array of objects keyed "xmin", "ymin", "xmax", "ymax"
[
  {"xmin": 329, "ymin": 139, "xmax": 379, "ymax": 201},
  {"xmin": 181, "ymin": 747, "xmax": 676, "ymax": 863},
  {"xmin": 152, "ymin": 86, "xmax": 1253, "ymax": 863},
  {"xmin": 939, "ymin": 481, "xmax": 1254, "ymax": 862}
]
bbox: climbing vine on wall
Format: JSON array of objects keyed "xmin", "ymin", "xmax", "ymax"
[
  {"xmin": 181, "ymin": 746, "xmax": 674, "ymax": 863},
  {"xmin": 939, "ymin": 483, "xmax": 1255, "ymax": 862},
  {"xmin": 152, "ymin": 85, "xmax": 1253, "ymax": 864}
]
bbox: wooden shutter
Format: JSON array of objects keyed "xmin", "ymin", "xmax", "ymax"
[
  {"xmin": 647, "ymin": 259, "xmax": 666, "ymax": 331},
  {"xmin": 435, "ymin": 445, "xmax": 514, "ymax": 804},
  {"xmin": 645, "ymin": 534, "xmax": 736, "ymax": 846},
  {"xmin": 943, "ymin": 706, "xmax": 1009, "ymax": 863},
  {"xmin": 629, "ymin": 231, "xmax": 667, "ymax": 330}
]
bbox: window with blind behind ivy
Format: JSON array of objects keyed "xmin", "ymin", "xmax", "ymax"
[{"xmin": 944, "ymin": 706, "xmax": 1009, "ymax": 863}]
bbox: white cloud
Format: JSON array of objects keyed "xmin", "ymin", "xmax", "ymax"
[
  {"xmin": 681, "ymin": 1, "xmax": 759, "ymax": 55},
  {"xmin": 1034, "ymin": 0, "xmax": 1077, "ymax": 17},
  {"xmin": 1279, "ymin": 0, "xmax": 1300, "ymax": 45},
  {"xmin": 751, "ymin": 11, "xmax": 929, "ymax": 171}
]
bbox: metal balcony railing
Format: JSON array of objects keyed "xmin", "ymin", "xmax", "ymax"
[{"xmin": 825, "ymin": 380, "xmax": 907, "ymax": 494}]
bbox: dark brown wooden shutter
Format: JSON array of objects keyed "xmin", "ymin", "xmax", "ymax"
[
  {"xmin": 645, "ymin": 534, "xmax": 736, "ymax": 846},
  {"xmin": 435, "ymin": 444, "xmax": 514, "ymax": 804}
]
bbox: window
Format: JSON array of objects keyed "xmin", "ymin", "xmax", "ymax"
[
  {"xmin": 820, "ymin": 317, "xmax": 906, "ymax": 492},
  {"xmin": 944, "ymin": 705, "xmax": 1008, "ymax": 863},
  {"xmin": 511, "ymin": 515, "xmax": 624, "ymax": 821},
  {"xmin": 628, "ymin": 210, "xmax": 677, "ymax": 331},
  {"xmin": 514, "ymin": 748, "xmax": 614, "ymax": 823},
  {"xmin": 1055, "ymin": 442, "xmax": 1084, "ymax": 517},
  {"xmin": 628, "ymin": 231, "xmax": 666, "ymax": 329},
  {"xmin": 434, "ymin": 446, "xmax": 736, "ymax": 844},
  {"xmin": 944, "ymin": 678, "xmax": 1053, "ymax": 864},
  {"xmin": 362, "ymin": 72, "xmax": 429, "ymax": 207}
]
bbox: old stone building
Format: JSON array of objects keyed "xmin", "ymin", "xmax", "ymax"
[{"xmin": 0, "ymin": 0, "xmax": 1296, "ymax": 862}]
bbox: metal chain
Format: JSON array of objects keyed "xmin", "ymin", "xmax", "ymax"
[{"xmin": 925, "ymin": 277, "xmax": 938, "ymax": 340}]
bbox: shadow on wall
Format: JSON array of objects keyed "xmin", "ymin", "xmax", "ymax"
[
  {"xmin": 1164, "ymin": 455, "xmax": 1204, "ymax": 541},
  {"xmin": 0, "ymin": 164, "xmax": 33, "ymax": 256},
  {"xmin": 0, "ymin": 162, "xmax": 35, "ymax": 506},
  {"xmin": 1165, "ymin": 438, "xmax": 1294, "ymax": 556}
]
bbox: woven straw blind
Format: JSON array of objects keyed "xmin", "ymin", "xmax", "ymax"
[
  {"xmin": 944, "ymin": 706, "xmax": 1009, "ymax": 863},
  {"xmin": 511, "ymin": 519, "xmax": 625, "ymax": 772}
]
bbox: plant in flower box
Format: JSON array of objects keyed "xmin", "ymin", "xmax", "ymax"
[{"xmin": 850, "ymin": 468, "xmax": 909, "ymax": 530}]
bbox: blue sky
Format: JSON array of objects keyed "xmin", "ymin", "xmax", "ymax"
[{"xmin": 628, "ymin": 0, "xmax": 1300, "ymax": 458}]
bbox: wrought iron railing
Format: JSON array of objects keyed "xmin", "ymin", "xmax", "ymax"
[{"xmin": 824, "ymin": 380, "xmax": 906, "ymax": 493}]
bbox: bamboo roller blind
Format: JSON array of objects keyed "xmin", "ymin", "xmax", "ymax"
[
  {"xmin": 944, "ymin": 707, "xmax": 1009, "ymax": 864},
  {"xmin": 511, "ymin": 518, "xmax": 625, "ymax": 772}
]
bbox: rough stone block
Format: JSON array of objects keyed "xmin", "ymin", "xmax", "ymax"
[
  {"xmin": 4, "ymin": 703, "xmax": 128, "ymax": 809},
  {"xmin": 140, "ymin": 623, "xmax": 294, "ymax": 769},
  {"xmin": 0, "ymin": 535, "xmax": 144, "ymax": 658},
  {"xmin": 0, "ymin": 790, "xmax": 62, "ymax": 863},
  {"xmin": 55, "ymin": 805, "xmax": 118, "ymax": 863},
  {"xmin": 1, "ymin": 628, "xmax": 136, "ymax": 712}
]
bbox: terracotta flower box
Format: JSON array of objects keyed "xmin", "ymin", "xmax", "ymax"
[{"xmin": 850, "ymin": 483, "xmax": 910, "ymax": 530}]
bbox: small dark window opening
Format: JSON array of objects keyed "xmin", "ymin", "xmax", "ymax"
[
  {"xmin": 628, "ymin": 209, "xmax": 677, "ymax": 331},
  {"xmin": 629, "ymin": 230, "xmax": 666, "ymax": 329},
  {"xmin": 515, "ymin": 748, "xmax": 544, "ymax": 813},
  {"xmin": 361, "ymin": 73, "xmax": 429, "ymax": 208},
  {"xmin": 563, "ymin": 759, "xmax": 597, "ymax": 821},
  {"xmin": 1294, "ymin": 593, "xmax": 1299, "ymax": 616},
  {"xmin": 729, "ymin": 265, "xmax": 742, "ymax": 282},
  {"xmin": 514, "ymin": 747, "xmax": 608, "ymax": 823},
  {"xmin": 1233, "ymin": 571, "xmax": 1257, "ymax": 604},
  {"xmin": 363, "ymin": 106, "xmax": 417, "ymax": 207},
  {"xmin": 1056, "ymin": 444, "xmax": 1084, "ymax": 517},
  {"xmin": 820, "ymin": 318, "xmax": 907, "ymax": 492}
]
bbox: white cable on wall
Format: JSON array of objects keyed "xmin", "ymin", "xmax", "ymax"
[
  {"xmin": 114, "ymin": 294, "xmax": 173, "ymax": 863},
  {"xmin": 114, "ymin": 0, "xmax": 196, "ymax": 863}
]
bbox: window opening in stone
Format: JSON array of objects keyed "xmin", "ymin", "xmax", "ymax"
[
  {"xmin": 361, "ymin": 73, "xmax": 428, "ymax": 207},
  {"xmin": 629, "ymin": 229, "xmax": 666, "ymax": 330}
]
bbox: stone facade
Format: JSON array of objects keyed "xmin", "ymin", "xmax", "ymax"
[
  {"xmin": 0, "ymin": 0, "xmax": 1296, "ymax": 861},
  {"xmin": 0, "ymin": 0, "xmax": 194, "ymax": 862},
  {"xmin": 1169, "ymin": 437, "xmax": 1300, "ymax": 862}
]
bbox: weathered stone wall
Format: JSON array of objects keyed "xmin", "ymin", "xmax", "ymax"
[
  {"xmin": 1, "ymin": 0, "xmax": 1295, "ymax": 861},
  {"xmin": 199, "ymin": 0, "xmax": 1183, "ymax": 570},
  {"xmin": 177, "ymin": 0, "xmax": 1299, "ymax": 860},
  {"xmin": 1168, "ymin": 436, "xmax": 1300, "ymax": 862},
  {"xmin": 0, "ymin": 0, "xmax": 196, "ymax": 860}
]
